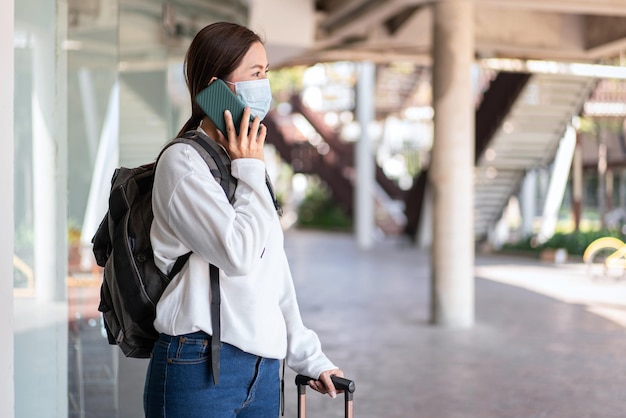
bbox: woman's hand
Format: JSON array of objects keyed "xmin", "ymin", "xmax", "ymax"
[
  {"xmin": 215, "ymin": 107, "xmax": 266, "ymax": 161},
  {"xmin": 307, "ymin": 368, "xmax": 344, "ymax": 399}
]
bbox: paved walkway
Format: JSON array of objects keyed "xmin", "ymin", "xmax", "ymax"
[
  {"xmin": 76, "ymin": 229, "xmax": 626, "ymax": 417},
  {"xmin": 282, "ymin": 230, "xmax": 626, "ymax": 418}
]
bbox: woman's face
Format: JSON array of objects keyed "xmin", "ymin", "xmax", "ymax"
[{"xmin": 227, "ymin": 41, "xmax": 269, "ymax": 87}]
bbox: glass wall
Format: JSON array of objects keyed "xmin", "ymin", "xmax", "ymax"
[
  {"xmin": 14, "ymin": 1, "xmax": 248, "ymax": 416},
  {"xmin": 112, "ymin": 5, "xmax": 248, "ymax": 415},
  {"xmin": 14, "ymin": 0, "xmax": 68, "ymax": 416},
  {"xmin": 66, "ymin": 2, "xmax": 120, "ymax": 417}
]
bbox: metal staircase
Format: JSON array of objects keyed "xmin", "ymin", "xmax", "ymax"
[
  {"xmin": 264, "ymin": 102, "xmax": 408, "ymax": 235},
  {"xmin": 474, "ymin": 73, "xmax": 596, "ymax": 240},
  {"xmin": 114, "ymin": 67, "xmax": 597, "ymax": 242},
  {"xmin": 405, "ymin": 71, "xmax": 531, "ymax": 240}
]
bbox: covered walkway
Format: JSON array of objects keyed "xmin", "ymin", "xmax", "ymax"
[
  {"xmin": 77, "ymin": 229, "xmax": 626, "ymax": 417},
  {"xmin": 282, "ymin": 230, "xmax": 626, "ymax": 418}
]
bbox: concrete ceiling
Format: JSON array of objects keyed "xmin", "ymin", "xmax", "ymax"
[
  {"xmin": 66, "ymin": 0, "xmax": 626, "ymax": 70},
  {"xmin": 63, "ymin": 0, "xmax": 626, "ymax": 121},
  {"xmin": 277, "ymin": 0, "xmax": 626, "ymax": 66}
]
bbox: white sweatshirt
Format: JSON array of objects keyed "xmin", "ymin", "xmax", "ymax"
[{"xmin": 150, "ymin": 138, "xmax": 336, "ymax": 379}]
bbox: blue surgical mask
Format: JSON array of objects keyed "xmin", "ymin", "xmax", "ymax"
[{"xmin": 226, "ymin": 78, "xmax": 272, "ymax": 120}]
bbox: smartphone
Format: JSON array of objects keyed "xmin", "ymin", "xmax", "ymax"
[{"xmin": 195, "ymin": 79, "xmax": 254, "ymax": 136}]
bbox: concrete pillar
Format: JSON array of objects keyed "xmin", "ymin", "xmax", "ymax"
[
  {"xmin": 80, "ymin": 82, "xmax": 119, "ymax": 269},
  {"xmin": 572, "ymin": 134, "xmax": 583, "ymax": 231},
  {"xmin": 620, "ymin": 170, "xmax": 626, "ymax": 210},
  {"xmin": 598, "ymin": 125, "xmax": 608, "ymax": 227},
  {"xmin": 606, "ymin": 169, "xmax": 614, "ymax": 211},
  {"xmin": 32, "ymin": 21, "xmax": 57, "ymax": 303},
  {"xmin": 355, "ymin": 61, "xmax": 376, "ymax": 250},
  {"xmin": 521, "ymin": 169, "xmax": 537, "ymax": 237},
  {"xmin": 537, "ymin": 125, "xmax": 577, "ymax": 243},
  {"xmin": 417, "ymin": 184, "xmax": 433, "ymax": 249},
  {"xmin": 430, "ymin": 0, "xmax": 475, "ymax": 328},
  {"xmin": 77, "ymin": 69, "xmax": 100, "ymax": 163},
  {"xmin": 0, "ymin": 1, "xmax": 15, "ymax": 416}
]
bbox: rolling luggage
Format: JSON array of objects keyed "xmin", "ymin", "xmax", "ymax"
[{"xmin": 295, "ymin": 374, "xmax": 356, "ymax": 418}]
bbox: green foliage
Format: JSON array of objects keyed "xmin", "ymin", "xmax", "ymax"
[
  {"xmin": 297, "ymin": 180, "xmax": 351, "ymax": 230},
  {"xmin": 402, "ymin": 148, "xmax": 422, "ymax": 179},
  {"xmin": 577, "ymin": 116, "xmax": 623, "ymax": 136},
  {"xmin": 14, "ymin": 222, "xmax": 34, "ymax": 259},
  {"xmin": 502, "ymin": 229, "xmax": 626, "ymax": 256},
  {"xmin": 268, "ymin": 66, "xmax": 306, "ymax": 98}
]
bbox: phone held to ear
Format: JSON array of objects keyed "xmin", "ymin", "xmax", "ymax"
[{"xmin": 195, "ymin": 79, "xmax": 255, "ymax": 136}]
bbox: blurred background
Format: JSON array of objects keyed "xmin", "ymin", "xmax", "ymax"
[{"xmin": 8, "ymin": 0, "xmax": 626, "ymax": 416}]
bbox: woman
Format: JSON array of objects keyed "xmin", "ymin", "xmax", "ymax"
[{"xmin": 144, "ymin": 21, "xmax": 343, "ymax": 418}]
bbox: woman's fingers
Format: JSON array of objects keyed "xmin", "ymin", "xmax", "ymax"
[
  {"xmin": 257, "ymin": 123, "xmax": 267, "ymax": 143},
  {"xmin": 308, "ymin": 369, "xmax": 344, "ymax": 399},
  {"xmin": 221, "ymin": 108, "xmax": 265, "ymax": 160},
  {"xmin": 240, "ymin": 107, "xmax": 252, "ymax": 141},
  {"xmin": 223, "ymin": 109, "xmax": 236, "ymax": 141}
]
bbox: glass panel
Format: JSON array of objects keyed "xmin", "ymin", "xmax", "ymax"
[
  {"xmin": 13, "ymin": 3, "xmax": 36, "ymax": 299},
  {"xmin": 61, "ymin": 1, "xmax": 251, "ymax": 416},
  {"xmin": 66, "ymin": 0, "xmax": 119, "ymax": 417},
  {"xmin": 14, "ymin": 0, "xmax": 69, "ymax": 416}
]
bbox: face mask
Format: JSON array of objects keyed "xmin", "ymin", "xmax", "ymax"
[{"xmin": 226, "ymin": 78, "xmax": 272, "ymax": 120}]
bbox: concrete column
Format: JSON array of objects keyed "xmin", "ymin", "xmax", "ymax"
[
  {"xmin": 0, "ymin": 1, "xmax": 15, "ymax": 416},
  {"xmin": 521, "ymin": 169, "xmax": 537, "ymax": 237},
  {"xmin": 430, "ymin": 0, "xmax": 475, "ymax": 327},
  {"xmin": 606, "ymin": 169, "xmax": 614, "ymax": 211},
  {"xmin": 572, "ymin": 134, "xmax": 583, "ymax": 231},
  {"xmin": 620, "ymin": 170, "xmax": 626, "ymax": 210},
  {"xmin": 32, "ymin": 6, "xmax": 67, "ymax": 304},
  {"xmin": 355, "ymin": 61, "xmax": 376, "ymax": 250},
  {"xmin": 32, "ymin": 22, "xmax": 58, "ymax": 303},
  {"xmin": 598, "ymin": 125, "xmax": 608, "ymax": 227},
  {"xmin": 80, "ymin": 82, "xmax": 119, "ymax": 269},
  {"xmin": 537, "ymin": 125, "xmax": 577, "ymax": 243},
  {"xmin": 77, "ymin": 69, "xmax": 100, "ymax": 163},
  {"xmin": 417, "ymin": 184, "xmax": 433, "ymax": 248}
]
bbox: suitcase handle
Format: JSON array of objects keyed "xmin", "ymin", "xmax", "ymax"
[
  {"xmin": 295, "ymin": 374, "xmax": 356, "ymax": 393},
  {"xmin": 295, "ymin": 374, "xmax": 355, "ymax": 418}
]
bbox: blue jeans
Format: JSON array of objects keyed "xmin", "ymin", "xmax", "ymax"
[{"xmin": 144, "ymin": 331, "xmax": 280, "ymax": 418}]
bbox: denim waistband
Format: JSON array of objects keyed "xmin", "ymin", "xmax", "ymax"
[{"xmin": 159, "ymin": 330, "xmax": 211, "ymax": 341}]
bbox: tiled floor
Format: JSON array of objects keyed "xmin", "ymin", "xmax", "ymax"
[{"xmin": 78, "ymin": 229, "xmax": 626, "ymax": 417}]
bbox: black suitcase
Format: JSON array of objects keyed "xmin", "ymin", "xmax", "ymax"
[{"xmin": 295, "ymin": 374, "xmax": 356, "ymax": 418}]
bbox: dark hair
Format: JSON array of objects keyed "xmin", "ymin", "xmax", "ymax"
[{"xmin": 177, "ymin": 22, "xmax": 263, "ymax": 136}]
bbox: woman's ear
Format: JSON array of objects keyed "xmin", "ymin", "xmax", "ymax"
[{"xmin": 208, "ymin": 76, "xmax": 217, "ymax": 85}]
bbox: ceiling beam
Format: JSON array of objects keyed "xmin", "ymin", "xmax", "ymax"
[
  {"xmin": 277, "ymin": 47, "xmax": 432, "ymax": 68},
  {"xmin": 317, "ymin": 0, "xmax": 431, "ymax": 42},
  {"xmin": 477, "ymin": 0, "xmax": 626, "ymax": 17},
  {"xmin": 585, "ymin": 15, "xmax": 626, "ymax": 59}
]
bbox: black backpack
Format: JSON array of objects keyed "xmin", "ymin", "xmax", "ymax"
[{"xmin": 91, "ymin": 131, "xmax": 236, "ymax": 361}]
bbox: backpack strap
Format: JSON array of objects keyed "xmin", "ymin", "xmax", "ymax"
[
  {"xmin": 168, "ymin": 131, "xmax": 230, "ymax": 385},
  {"xmin": 181, "ymin": 130, "xmax": 282, "ymax": 214},
  {"xmin": 168, "ymin": 252, "xmax": 191, "ymax": 280},
  {"xmin": 178, "ymin": 130, "xmax": 237, "ymax": 203},
  {"xmin": 209, "ymin": 264, "xmax": 221, "ymax": 384}
]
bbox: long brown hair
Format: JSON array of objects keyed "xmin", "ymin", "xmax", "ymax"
[{"xmin": 177, "ymin": 22, "xmax": 263, "ymax": 137}]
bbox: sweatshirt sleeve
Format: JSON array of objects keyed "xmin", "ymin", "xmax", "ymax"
[
  {"xmin": 152, "ymin": 143, "xmax": 276, "ymax": 276},
  {"xmin": 278, "ymin": 251, "xmax": 337, "ymax": 379}
]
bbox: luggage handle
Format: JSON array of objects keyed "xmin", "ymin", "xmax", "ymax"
[{"xmin": 295, "ymin": 374, "xmax": 355, "ymax": 418}]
